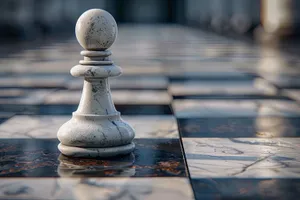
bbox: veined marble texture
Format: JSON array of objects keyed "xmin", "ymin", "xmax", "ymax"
[
  {"xmin": 183, "ymin": 138, "xmax": 300, "ymax": 178},
  {"xmin": 121, "ymin": 65, "xmax": 164, "ymax": 76},
  {"xmin": 0, "ymin": 89, "xmax": 27, "ymax": 98},
  {"xmin": 0, "ymin": 178, "xmax": 194, "ymax": 200},
  {"xmin": 173, "ymin": 99, "xmax": 300, "ymax": 118},
  {"xmin": 67, "ymin": 76, "xmax": 168, "ymax": 90},
  {"xmin": 284, "ymin": 89, "xmax": 300, "ymax": 103},
  {"xmin": 0, "ymin": 76, "xmax": 69, "ymax": 89},
  {"xmin": 169, "ymin": 79, "xmax": 276, "ymax": 96},
  {"xmin": 164, "ymin": 61, "xmax": 251, "ymax": 79},
  {"xmin": 0, "ymin": 90, "xmax": 54, "ymax": 105},
  {"xmin": 44, "ymin": 90, "xmax": 171, "ymax": 105},
  {"xmin": 0, "ymin": 115, "xmax": 178, "ymax": 138}
]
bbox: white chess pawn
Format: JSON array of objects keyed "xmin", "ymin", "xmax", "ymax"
[{"xmin": 57, "ymin": 9, "xmax": 135, "ymax": 157}]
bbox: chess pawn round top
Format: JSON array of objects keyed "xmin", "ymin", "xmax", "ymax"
[{"xmin": 75, "ymin": 9, "xmax": 118, "ymax": 50}]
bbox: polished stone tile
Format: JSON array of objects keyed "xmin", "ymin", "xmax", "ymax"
[
  {"xmin": 0, "ymin": 90, "xmax": 53, "ymax": 105},
  {"xmin": 191, "ymin": 178, "xmax": 300, "ymax": 200},
  {"xmin": 0, "ymin": 178, "xmax": 194, "ymax": 200},
  {"xmin": 0, "ymin": 138, "xmax": 186, "ymax": 177},
  {"xmin": 169, "ymin": 79, "xmax": 277, "ymax": 98},
  {"xmin": 0, "ymin": 76, "xmax": 69, "ymax": 89},
  {"xmin": 0, "ymin": 115, "xmax": 179, "ymax": 138},
  {"xmin": 179, "ymin": 117, "xmax": 300, "ymax": 138},
  {"xmin": 0, "ymin": 89, "xmax": 54, "ymax": 114},
  {"xmin": 112, "ymin": 90, "xmax": 171, "ymax": 105},
  {"xmin": 37, "ymin": 104, "xmax": 172, "ymax": 115},
  {"xmin": 116, "ymin": 60, "xmax": 164, "ymax": 76},
  {"xmin": 284, "ymin": 89, "xmax": 300, "ymax": 102},
  {"xmin": 44, "ymin": 90, "xmax": 171, "ymax": 105},
  {"xmin": 257, "ymin": 56, "xmax": 300, "ymax": 89},
  {"xmin": 12, "ymin": 60, "xmax": 78, "ymax": 74},
  {"xmin": 173, "ymin": 99, "xmax": 300, "ymax": 118},
  {"xmin": 260, "ymin": 74, "xmax": 300, "ymax": 89},
  {"xmin": 183, "ymin": 138, "xmax": 300, "ymax": 178},
  {"xmin": 0, "ymin": 89, "xmax": 27, "ymax": 98},
  {"xmin": 67, "ymin": 76, "xmax": 168, "ymax": 90},
  {"xmin": 164, "ymin": 61, "xmax": 252, "ymax": 80},
  {"xmin": 0, "ymin": 112, "xmax": 15, "ymax": 124},
  {"xmin": 12, "ymin": 46, "xmax": 81, "ymax": 62}
]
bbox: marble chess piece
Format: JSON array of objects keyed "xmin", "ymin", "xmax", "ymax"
[{"xmin": 57, "ymin": 9, "xmax": 135, "ymax": 157}]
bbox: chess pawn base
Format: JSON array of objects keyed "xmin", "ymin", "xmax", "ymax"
[
  {"xmin": 58, "ymin": 112, "xmax": 135, "ymax": 158},
  {"xmin": 57, "ymin": 67, "xmax": 135, "ymax": 158}
]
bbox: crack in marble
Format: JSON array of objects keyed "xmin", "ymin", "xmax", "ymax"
[
  {"xmin": 108, "ymin": 119, "xmax": 123, "ymax": 142},
  {"xmin": 94, "ymin": 96, "xmax": 106, "ymax": 113},
  {"xmin": 229, "ymin": 138, "xmax": 294, "ymax": 149},
  {"xmin": 194, "ymin": 141, "xmax": 244, "ymax": 155},
  {"xmin": 231, "ymin": 154, "xmax": 274, "ymax": 176}
]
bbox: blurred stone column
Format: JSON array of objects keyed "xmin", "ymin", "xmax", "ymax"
[
  {"xmin": 261, "ymin": 0, "xmax": 293, "ymax": 37},
  {"xmin": 199, "ymin": 0, "xmax": 211, "ymax": 27},
  {"xmin": 61, "ymin": 0, "xmax": 80, "ymax": 29},
  {"xmin": 185, "ymin": 0, "xmax": 202, "ymax": 26},
  {"xmin": 75, "ymin": 0, "xmax": 107, "ymax": 15},
  {"xmin": 61, "ymin": 0, "xmax": 108, "ymax": 30},
  {"xmin": 120, "ymin": 0, "xmax": 168, "ymax": 23},
  {"xmin": 210, "ymin": 0, "xmax": 233, "ymax": 32},
  {"xmin": 231, "ymin": 0, "xmax": 261, "ymax": 34},
  {"xmin": 33, "ymin": 0, "xmax": 63, "ymax": 34},
  {"xmin": 0, "ymin": 0, "xmax": 36, "ymax": 38}
]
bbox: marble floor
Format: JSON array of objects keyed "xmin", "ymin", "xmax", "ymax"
[{"xmin": 0, "ymin": 25, "xmax": 300, "ymax": 199}]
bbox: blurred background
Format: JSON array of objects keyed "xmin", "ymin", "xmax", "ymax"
[{"xmin": 1, "ymin": 0, "xmax": 300, "ymax": 42}]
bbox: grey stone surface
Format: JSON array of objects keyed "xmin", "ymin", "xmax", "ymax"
[
  {"xmin": 0, "ymin": 178, "xmax": 194, "ymax": 200},
  {"xmin": 0, "ymin": 115, "xmax": 179, "ymax": 139},
  {"xmin": 184, "ymin": 137, "xmax": 300, "ymax": 178}
]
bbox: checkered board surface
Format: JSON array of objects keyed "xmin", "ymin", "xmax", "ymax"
[{"xmin": 0, "ymin": 25, "xmax": 300, "ymax": 200}]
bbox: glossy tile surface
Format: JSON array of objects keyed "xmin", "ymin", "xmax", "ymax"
[
  {"xmin": 0, "ymin": 178, "xmax": 194, "ymax": 200},
  {"xmin": 173, "ymin": 99, "xmax": 300, "ymax": 118},
  {"xmin": 44, "ymin": 90, "xmax": 171, "ymax": 105},
  {"xmin": 169, "ymin": 79, "xmax": 277, "ymax": 99},
  {"xmin": 0, "ymin": 139, "xmax": 186, "ymax": 177},
  {"xmin": 183, "ymin": 138, "xmax": 300, "ymax": 178},
  {"xmin": 68, "ymin": 76, "xmax": 168, "ymax": 90},
  {"xmin": 191, "ymin": 178, "xmax": 300, "ymax": 200},
  {"xmin": 1, "ymin": 24, "xmax": 300, "ymax": 199},
  {"xmin": 0, "ymin": 115, "xmax": 179, "ymax": 138},
  {"xmin": 178, "ymin": 117, "xmax": 300, "ymax": 137},
  {"xmin": 164, "ymin": 61, "xmax": 253, "ymax": 80}
]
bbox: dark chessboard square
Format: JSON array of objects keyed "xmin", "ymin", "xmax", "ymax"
[
  {"xmin": 0, "ymin": 104, "xmax": 39, "ymax": 115},
  {"xmin": 68, "ymin": 76, "xmax": 169, "ymax": 90},
  {"xmin": 0, "ymin": 138, "xmax": 186, "ymax": 177},
  {"xmin": 44, "ymin": 90, "xmax": 171, "ymax": 106},
  {"xmin": 164, "ymin": 61, "xmax": 255, "ymax": 81},
  {"xmin": 191, "ymin": 178, "xmax": 300, "ymax": 200},
  {"xmin": 0, "ymin": 76, "xmax": 69, "ymax": 89},
  {"xmin": 178, "ymin": 117, "xmax": 300, "ymax": 138},
  {"xmin": 38, "ymin": 104, "xmax": 172, "ymax": 115},
  {"xmin": 0, "ymin": 112, "xmax": 15, "ymax": 125},
  {"xmin": 169, "ymin": 79, "xmax": 284, "ymax": 100},
  {"xmin": 173, "ymin": 94, "xmax": 289, "ymax": 100},
  {"xmin": 115, "ymin": 105, "xmax": 172, "ymax": 115},
  {"xmin": 173, "ymin": 99, "xmax": 300, "ymax": 118}
]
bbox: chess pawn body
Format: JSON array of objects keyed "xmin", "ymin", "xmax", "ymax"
[{"xmin": 57, "ymin": 9, "xmax": 135, "ymax": 157}]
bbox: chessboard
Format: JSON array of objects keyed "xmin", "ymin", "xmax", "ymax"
[{"xmin": 0, "ymin": 25, "xmax": 300, "ymax": 200}]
